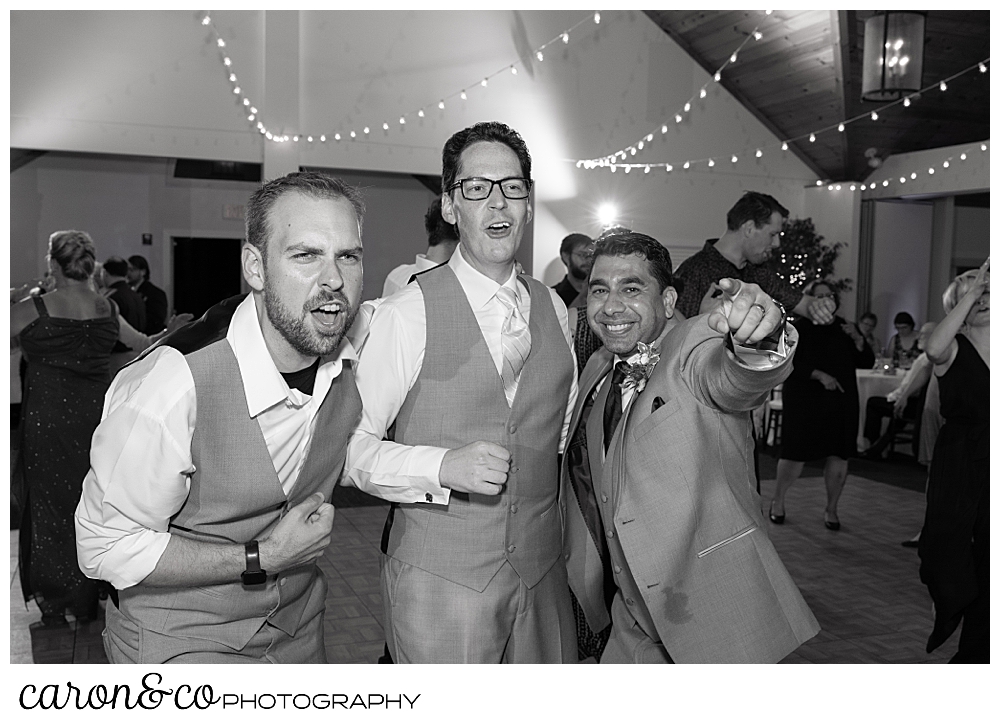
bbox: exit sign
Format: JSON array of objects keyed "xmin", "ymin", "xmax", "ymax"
[{"xmin": 223, "ymin": 204, "xmax": 246, "ymax": 220}]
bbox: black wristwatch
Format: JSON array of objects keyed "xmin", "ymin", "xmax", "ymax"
[{"xmin": 241, "ymin": 540, "xmax": 267, "ymax": 586}]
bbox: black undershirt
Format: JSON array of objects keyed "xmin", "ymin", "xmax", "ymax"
[{"xmin": 280, "ymin": 358, "xmax": 320, "ymax": 396}]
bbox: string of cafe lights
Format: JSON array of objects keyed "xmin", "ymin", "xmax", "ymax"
[
  {"xmin": 575, "ymin": 40, "xmax": 989, "ymax": 186},
  {"xmin": 197, "ymin": 10, "xmax": 606, "ymax": 145},
  {"xmin": 849, "ymin": 140, "xmax": 988, "ymax": 197},
  {"xmin": 576, "ymin": 9, "xmax": 777, "ymax": 170}
]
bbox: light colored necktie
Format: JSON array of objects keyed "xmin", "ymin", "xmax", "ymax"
[{"xmin": 495, "ymin": 285, "xmax": 531, "ymax": 407}]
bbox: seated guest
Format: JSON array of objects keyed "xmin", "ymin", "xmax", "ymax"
[
  {"xmin": 852, "ymin": 312, "xmax": 880, "ymax": 357},
  {"xmin": 886, "ymin": 311, "xmax": 920, "ymax": 369},
  {"xmin": 863, "ymin": 322, "xmax": 937, "ymax": 458}
]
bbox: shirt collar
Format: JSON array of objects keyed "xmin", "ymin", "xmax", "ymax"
[
  {"xmin": 449, "ymin": 244, "xmax": 521, "ymax": 311},
  {"xmin": 227, "ymin": 293, "xmax": 357, "ymax": 418}
]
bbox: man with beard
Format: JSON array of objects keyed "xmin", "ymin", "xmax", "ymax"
[
  {"xmin": 127, "ymin": 254, "xmax": 169, "ymax": 335},
  {"xmin": 344, "ymin": 121, "xmax": 578, "ymax": 663},
  {"xmin": 552, "ymin": 233, "xmax": 595, "ymax": 308},
  {"xmin": 674, "ymin": 191, "xmax": 835, "ymax": 325},
  {"xmin": 75, "ymin": 172, "xmax": 364, "ymax": 663}
]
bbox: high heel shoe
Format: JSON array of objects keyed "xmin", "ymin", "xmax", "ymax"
[
  {"xmin": 824, "ymin": 512, "xmax": 840, "ymax": 531},
  {"xmin": 768, "ymin": 502, "xmax": 785, "ymax": 525}
]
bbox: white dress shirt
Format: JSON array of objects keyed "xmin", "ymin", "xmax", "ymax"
[
  {"xmin": 344, "ymin": 244, "xmax": 578, "ymax": 504},
  {"xmin": 381, "ymin": 253, "xmax": 442, "ymax": 297},
  {"xmin": 74, "ymin": 293, "xmax": 356, "ymax": 590}
]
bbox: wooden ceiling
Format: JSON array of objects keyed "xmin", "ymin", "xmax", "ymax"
[{"xmin": 645, "ymin": 10, "xmax": 990, "ymax": 183}]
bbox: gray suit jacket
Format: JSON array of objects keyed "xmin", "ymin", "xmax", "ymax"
[{"xmin": 563, "ymin": 315, "xmax": 820, "ymax": 663}]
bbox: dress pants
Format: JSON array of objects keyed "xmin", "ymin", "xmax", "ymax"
[
  {"xmin": 380, "ymin": 555, "xmax": 576, "ymax": 663},
  {"xmin": 103, "ymin": 599, "xmax": 327, "ymax": 664},
  {"xmin": 600, "ymin": 594, "xmax": 673, "ymax": 664}
]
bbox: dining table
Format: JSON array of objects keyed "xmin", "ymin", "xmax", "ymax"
[{"xmin": 855, "ymin": 368, "xmax": 904, "ymax": 451}]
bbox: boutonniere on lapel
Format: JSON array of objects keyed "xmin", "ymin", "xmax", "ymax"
[{"xmin": 622, "ymin": 342, "xmax": 660, "ymax": 394}]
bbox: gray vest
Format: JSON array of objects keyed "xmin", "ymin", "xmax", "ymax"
[
  {"xmin": 116, "ymin": 338, "xmax": 361, "ymax": 662},
  {"xmin": 388, "ymin": 265, "xmax": 574, "ymax": 591}
]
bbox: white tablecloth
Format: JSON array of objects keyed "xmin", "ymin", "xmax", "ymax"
[{"xmin": 856, "ymin": 369, "xmax": 903, "ymax": 450}]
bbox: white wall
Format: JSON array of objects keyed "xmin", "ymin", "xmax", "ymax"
[{"xmin": 870, "ymin": 200, "xmax": 934, "ymax": 349}]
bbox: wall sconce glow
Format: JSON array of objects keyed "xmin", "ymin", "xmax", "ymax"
[{"xmin": 598, "ymin": 203, "xmax": 617, "ymax": 227}]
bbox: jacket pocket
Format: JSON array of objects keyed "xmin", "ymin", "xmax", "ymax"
[
  {"xmin": 631, "ymin": 396, "xmax": 682, "ymax": 441},
  {"xmin": 696, "ymin": 524, "xmax": 757, "ymax": 558}
]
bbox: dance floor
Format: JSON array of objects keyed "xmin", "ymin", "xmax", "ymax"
[{"xmin": 10, "ymin": 457, "xmax": 958, "ymax": 664}]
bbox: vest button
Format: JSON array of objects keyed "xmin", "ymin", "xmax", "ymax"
[
  {"xmin": 507, "ymin": 544, "xmax": 516, "ymax": 553},
  {"xmin": 614, "ymin": 565, "xmax": 622, "ymax": 574},
  {"xmin": 509, "ymin": 424, "xmax": 517, "ymax": 434},
  {"xmin": 510, "ymin": 504, "xmax": 518, "ymax": 514},
  {"xmin": 279, "ymin": 578, "xmax": 286, "ymax": 587},
  {"xmin": 626, "ymin": 598, "xmax": 634, "ymax": 606},
  {"xmin": 606, "ymin": 529, "xmax": 614, "ymax": 539},
  {"xmin": 601, "ymin": 494, "xmax": 608, "ymax": 503}
]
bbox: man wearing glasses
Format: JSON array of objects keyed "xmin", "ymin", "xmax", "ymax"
[{"xmin": 344, "ymin": 121, "xmax": 578, "ymax": 663}]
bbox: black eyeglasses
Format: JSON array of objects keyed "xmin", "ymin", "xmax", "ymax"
[{"xmin": 446, "ymin": 177, "xmax": 532, "ymax": 201}]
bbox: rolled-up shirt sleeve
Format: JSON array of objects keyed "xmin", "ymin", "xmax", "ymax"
[
  {"xmin": 75, "ymin": 347, "xmax": 197, "ymax": 590},
  {"xmin": 342, "ymin": 288, "xmax": 451, "ymax": 504}
]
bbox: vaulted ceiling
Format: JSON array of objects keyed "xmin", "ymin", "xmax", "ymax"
[{"xmin": 646, "ymin": 10, "xmax": 990, "ymax": 183}]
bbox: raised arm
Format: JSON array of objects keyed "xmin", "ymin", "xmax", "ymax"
[{"xmin": 925, "ymin": 260, "xmax": 989, "ymax": 370}]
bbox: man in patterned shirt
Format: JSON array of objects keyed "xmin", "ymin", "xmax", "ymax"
[{"xmin": 674, "ymin": 192, "xmax": 834, "ymax": 324}]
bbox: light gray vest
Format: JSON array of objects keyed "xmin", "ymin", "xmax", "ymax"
[
  {"xmin": 116, "ymin": 338, "xmax": 361, "ymax": 662},
  {"xmin": 387, "ymin": 265, "xmax": 574, "ymax": 591}
]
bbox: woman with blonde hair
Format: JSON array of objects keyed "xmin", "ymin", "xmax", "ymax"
[{"xmin": 918, "ymin": 261, "xmax": 989, "ymax": 663}]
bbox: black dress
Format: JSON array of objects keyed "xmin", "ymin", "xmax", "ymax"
[
  {"xmin": 18, "ymin": 295, "xmax": 119, "ymax": 622},
  {"xmin": 781, "ymin": 315, "xmax": 875, "ymax": 461},
  {"xmin": 919, "ymin": 334, "xmax": 989, "ymax": 662}
]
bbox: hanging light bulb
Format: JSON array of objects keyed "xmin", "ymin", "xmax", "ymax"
[
  {"xmin": 675, "ymin": 114, "xmax": 682, "ymax": 123},
  {"xmin": 646, "ymin": 134, "xmax": 654, "ymax": 142},
  {"xmin": 836, "ymin": 184, "xmax": 842, "ymax": 190},
  {"xmin": 217, "ymin": 38, "xmax": 225, "ymax": 48},
  {"xmin": 683, "ymin": 161, "xmax": 690, "ymax": 169},
  {"xmin": 233, "ymin": 87, "xmax": 241, "ymax": 94},
  {"xmin": 699, "ymin": 88, "xmax": 707, "ymax": 99},
  {"xmin": 624, "ymin": 165, "xmax": 630, "ymax": 173},
  {"xmin": 960, "ymin": 153, "xmax": 967, "ymax": 160},
  {"xmin": 459, "ymin": 91, "xmax": 467, "ymax": 100},
  {"xmin": 202, "ymin": 15, "xmax": 211, "ymax": 25},
  {"xmin": 350, "ymin": 131, "xmax": 356, "ymax": 139},
  {"xmin": 939, "ymin": 81, "xmax": 947, "ymax": 91},
  {"xmin": 630, "ymin": 147, "xmax": 636, "ymax": 156},
  {"xmin": 754, "ymin": 31, "xmax": 763, "ymax": 40},
  {"xmin": 850, "ymin": 185, "xmax": 857, "ymax": 191},
  {"xmin": 860, "ymin": 184, "xmax": 866, "ymax": 190},
  {"xmin": 481, "ymin": 78, "xmax": 488, "ymax": 87},
  {"xmin": 815, "ymin": 180, "xmax": 823, "ymax": 186},
  {"xmin": 382, "ymin": 122, "xmax": 389, "ymax": 131},
  {"xmin": 307, "ymin": 136, "xmax": 313, "ymax": 142},
  {"xmin": 910, "ymin": 172, "xmax": 917, "ymax": 179},
  {"xmin": 827, "ymin": 185, "xmax": 834, "ymax": 191},
  {"xmin": 510, "ymin": 66, "xmax": 517, "ymax": 75},
  {"xmin": 250, "ymin": 107, "xmax": 257, "ymax": 114},
  {"xmin": 928, "ymin": 167, "xmax": 934, "ymax": 174},
  {"xmin": 943, "ymin": 160, "xmax": 950, "ymax": 167},
  {"xmin": 683, "ymin": 101, "xmax": 691, "ymax": 112},
  {"xmin": 243, "ymin": 98, "xmax": 250, "ymax": 106},
  {"xmin": 637, "ymin": 141, "xmax": 644, "ymax": 150},
  {"xmin": 900, "ymin": 177, "xmax": 906, "ymax": 183},
  {"xmin": 781, "ymin": 142, "xmax": 789, "ymax": 151},
  {"xmin": 536, "ymin": 51, "xmax": 543, "ymax": 62},
  {"xmin": 979, "ymin": 63, "xmax": 987, "ymax": 73},
  {"xmin": 809, "ymin": 133, "xmax": 816, "ymax": 143},
  {"xmin": 644, "ymin": 165, "xmax": 650, "ymax": 174},
  {"xmin": 247, "ymin": 114, "xmax": 254, "ymax": 121},
  {"xmin": 399, "ymin": 117, "xmax": 406, "ymax": 125},
  {"xmin": 730, "ymin": 52, "xmax": 738, "ymax": 63},
  {"xmin": 293, "ymin": 135, "xmax": 299, "ymax": 142},
  {"xmin": 731, "ymin": 155, "xmax": 738, "ymax": 163},
  {"xmin": 223, "ymin": 57, "xmax": 231, "ymax": 66},
  {"xmin": 665, "ymin": 164, "xmax": 673, "ymax": 172},
  {"xmin": 438, "ymin": 100, "xmax": 445, "ymax": 109},
  {"xmin": 765, "ymin": 10, "xmax": 773, "ymax": 15},
  {"xmin": 981, "ymin": 143, "xmax": 988, "ymax": 151},
  {"xmin": 708, "ymin": 158, "xmax": 715, "ymax": 167},
  {"xmin": 871, "ymin": 111, "xmax": 879, "ymax": 121},
  {"xmin": 229, "ymin": 73, "xmax": 237, "ymax": 82},
  {"xmin": 265, "ymin": 131, "xmax": 272, "ymax": 139},
  {"xmin": 562, "ymin": 32, "xmax": 569, "ymax": 44},
  {"xmin": 594, "ymin": 12, "xmax": 601, "ymax": 24},
  {"xmin": 661, "ymin": 125, "xmax": 668, "ymax": 134},
  {"xmin": 755, "ymin": 149, "xmax": 763, "ymax": 158},
  {"xmin": 903, "ymin": 96, "xmax": 911, "ymax": 107},
  {"xmin": 610, "ymin": 165, "xmax": 616, "ymax": 173},
  {"xmin": 882, "ymin": 180, "xmax": 889, "ymax": 187},
  {"xmin": 363, "ymin": 126, "xmax": 370, "ymax": 134},
  {"xmin": 838, "ymin": 123, "xmax": 845, "ymax": 132},
  {"xmin": 714, "ymin": 71, "xmax": 722, "ymax": 82}
]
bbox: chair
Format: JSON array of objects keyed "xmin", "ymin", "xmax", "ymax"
[{"xmin": 763, "ymin": 384, "xmax": 783, "ymax": 450}]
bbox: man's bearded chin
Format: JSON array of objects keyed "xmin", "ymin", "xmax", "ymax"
[
  {"xmin": 264, "ymin": 285, "xmax": 359, "ymax": 358},
  {"xmin": 570, "ymin": 263, "xmax": 590, "ymax": 281}
]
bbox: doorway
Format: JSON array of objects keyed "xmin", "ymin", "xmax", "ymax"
[{"xmin": 171, "ymin": 237, "xmax": 244, "ymax": 319}]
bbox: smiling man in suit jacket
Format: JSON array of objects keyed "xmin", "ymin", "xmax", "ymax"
[{"xmin": 560, "ymin": 230, "xmax": 819, "ymax": 663}]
